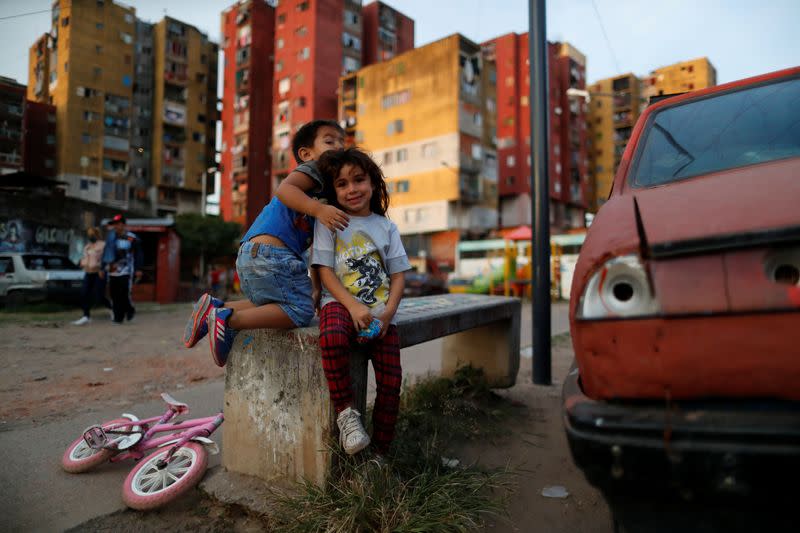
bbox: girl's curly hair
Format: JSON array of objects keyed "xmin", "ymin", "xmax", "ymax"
[{"xmin": 317, "ymin": 148, "xmax": 390, "ymax": 216}]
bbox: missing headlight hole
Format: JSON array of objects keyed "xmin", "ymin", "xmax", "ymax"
[
  {"xmin": 612, "ymin": 282, "xmax": 634, "ymax": 302},
  {"xmin": 774, "ymin": 264, "xmax": 800, "ymax": 286}
]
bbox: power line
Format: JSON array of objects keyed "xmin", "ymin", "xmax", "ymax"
[
  {"xmin": 0, "ymin": 8, "xmax": 50, "ymax": 22},
  {"xmin": 590, "ymin": 0, "xmax": 622, "ymax": 74}
]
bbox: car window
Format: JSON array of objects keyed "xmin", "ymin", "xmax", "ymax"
[
  {"xmin": 631, "ymin": 76, "xmax": 800, "ymax": 187},
  {"xmin": 22, "ymin": 255, "xmax": 80, "ymax": 270},
  {"xmin": 0, "ymin": 257, "xmax": 13, "ymax": 274}
]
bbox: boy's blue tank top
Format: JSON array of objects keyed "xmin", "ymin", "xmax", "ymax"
[{"xmin": 240, "ymin": 161, "xmax": 326, "ymax": 258}]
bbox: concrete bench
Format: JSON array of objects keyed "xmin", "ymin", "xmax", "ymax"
[{"xmin": 222, "ymin": 293, "xmax": 521, "ymax": 487}]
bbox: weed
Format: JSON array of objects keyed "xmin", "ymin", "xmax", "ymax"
[{"xmin": 270, "ymin": 366, "xmax": 517, "ymax": 532}]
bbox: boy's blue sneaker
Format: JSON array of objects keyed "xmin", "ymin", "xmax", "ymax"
[
  {"xmin": 183, "ymin": 293, "xmax": 224, "ymax": 348},
  {"xmin": 207, "ymin": 307, "xmax": 238, "ymax": 367}
]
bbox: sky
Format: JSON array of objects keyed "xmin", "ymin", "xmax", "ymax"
[{"xmin": 0, "ymin": 0, "xmax": 797, "ymax": 87}]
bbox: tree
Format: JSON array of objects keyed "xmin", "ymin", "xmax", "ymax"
[{"xmin": 174, "ymin": 214, "xmax": 241, "ymax": 275}]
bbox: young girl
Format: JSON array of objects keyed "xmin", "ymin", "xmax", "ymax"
[{"xmin": 312, "ymin": 148, "xmax": 411, "ymax": 456}]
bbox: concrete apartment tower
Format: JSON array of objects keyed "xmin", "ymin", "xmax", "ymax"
[
  {"xmin": 361, "ymin": 1, "xmax": 414, "ymax": 65},
  {"xmin": 271, "ymin": 0, "xmax": 364, "ymax": 183},
  {"xmin": 150, "ymin": 17, "xmax": 219, "ymax": 216},
  {"xmin": 339, "ymin": 34, "xmax": 499, "ymax": 266},
  {"xmin": 220, "ymin": 0, "xmax": 276, "ymax": 227},
  {"xmin": 644, "ymin": 57, "xmax": 716, "ymax": 99},
  {"xmin": 27, "ymin": 1, "xmax": 218, "ymax": 216},
  {"xmin": 27, "ymin": 0, "xmax": 137, "ymax": 209},
  {"xmin": 483, "ymin": 33, "xmax": 590, "ymax": 231},
  {"xmin": 586, "ymin": 73, "xmax": 642, "ymax": 211}
]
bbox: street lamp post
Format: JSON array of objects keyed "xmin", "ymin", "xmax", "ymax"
[
  {"xmin": 199, "ymin": 166, "xmax": 218, "ymax": 285},
  {"xmin": 529, "ymin": 0, "xmax": 551, "ymax": 385}
]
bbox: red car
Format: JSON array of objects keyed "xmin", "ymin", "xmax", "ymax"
[{"xmin": 564, "ymin": 67, "xmax": 800, "ymax": 494}]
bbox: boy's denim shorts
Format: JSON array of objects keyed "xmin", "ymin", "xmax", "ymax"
[{"xmin": 236, "ymin": 241, "xmax": 314, "ymax": 327}]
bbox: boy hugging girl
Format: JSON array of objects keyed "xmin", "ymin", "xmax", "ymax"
[{"xmin": 183, "ymin": 120, "xmax": 410, "ymax": 457}]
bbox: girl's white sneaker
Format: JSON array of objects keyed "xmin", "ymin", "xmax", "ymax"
[
  {"xmin": 337, "ymin": 407, "xmax": 370, "ymax": 455},
  {"xmin": 72, "ymin": 316, "xmax": 91, "ymax": 326}
]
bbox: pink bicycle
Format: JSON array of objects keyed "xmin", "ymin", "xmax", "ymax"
[{"xmin": 61, "ymin": 392, "xmax": 223, "ymax": 510}]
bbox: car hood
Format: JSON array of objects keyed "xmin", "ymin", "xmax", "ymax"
[{"xmin": 634, "ymin": 157, "xmax": 800, "ymax": 257}]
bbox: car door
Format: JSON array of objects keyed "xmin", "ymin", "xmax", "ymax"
[{"xmin": 0, "ymin": 256, "xmax": 14, "ymax": 296}]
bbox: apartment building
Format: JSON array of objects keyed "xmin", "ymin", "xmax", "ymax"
[
  {"xmin": 340, "ymin": 34, "xmax": 498, "ymax": 265},
  {"xmin": 220, "ymin": 0, "xmax": 275, "ymax": 227},
  {"xmin": 271, "ymin": 0, "xmax": 364, "ymax": 183},
  {"xmin": 361, "ymin": 1, "xmax": 414, "ymax": 65},
  {"xmin": 484, "ymin": 33, "xmax": 590, "ymax": 231},
  {"xmin": 644, "ymin": 57, "xmax": 716, "ymax": 99},
  {"xmin": 26, "ymin": 0, "xmax": 137, "ymax": 208},
  {"xmin": 586, "ymin": 73, "xmax": 642, "ymax": 210},
  {"xmin": 27, "ymin": 2, "xmax": 218, "ymax": 216},
  {"xmin": 151, "ymin": 17, "xmax": 219, "ymax": 216},
  {"xmin": 0, "ymin": 78, "xmax": 28, "ymax": 175}
]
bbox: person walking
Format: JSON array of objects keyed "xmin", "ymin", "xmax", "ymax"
[
  {"xmin": 72, "ymin": 227, "xmax": 112, "ymax": 325},
  {"xmin": 102, "ymin": 215, "xmax": 143, "ymax": 324}
]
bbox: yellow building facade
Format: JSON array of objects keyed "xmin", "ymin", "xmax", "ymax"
[
  {"xmin": 28, "ymin": 0, "xmax": 136, "ymax": 208},
  {"xmin": 644, "ymin": 57, "xmax": 717, "ymax": 99},
  {"xmin": 339, "ymin": 34, "xmax": 498, "ymax": 263},
  {"xmin": 587, "ymin": 73, "xmax": 642, "ymax": 210},
  {"xmin": 27, "ymin": 3, "xmax": 217, "ymax": 215}
]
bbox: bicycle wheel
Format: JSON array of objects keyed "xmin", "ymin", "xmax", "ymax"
[
  {"xmin": 61, "ymin": 418, "xmax": 131, "ymax": 473},
  {"xmin": 122, "ymin": 441, "xmax": 208, "ymax": 510}
]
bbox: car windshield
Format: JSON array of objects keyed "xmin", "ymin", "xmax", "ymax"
[
  {"xmin": 631, "ymin": 75, "xmax": 800, "ymax": 187},
  {"xmin": 22, "ymin": 255, "xmax": 80, "ymax": 270}
]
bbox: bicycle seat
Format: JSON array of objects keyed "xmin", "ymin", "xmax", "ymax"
[{"xmin": 161, "ymin": 392, "xmax": 189, "ymax": 414}]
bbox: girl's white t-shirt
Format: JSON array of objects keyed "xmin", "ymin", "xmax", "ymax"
[{"xmin": 312, "ymin": 213, "xmax": 411, "ymax": 323}]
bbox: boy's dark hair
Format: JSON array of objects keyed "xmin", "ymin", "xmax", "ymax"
[
  {"xmin": 291, "ymin": 119, "xmax": 345, "ymax": 164},
  {"xmin": 318, "ymin": 148, "xmax": 390, "ymax": 216}
]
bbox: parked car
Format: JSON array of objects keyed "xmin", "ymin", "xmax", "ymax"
[
  {"xmin": 563, "ymin": 67, "xmax": 800, "ymax": 496},
  {"xmin": 403, "ymin": 258, "xmax": 448, "ymax": 297},
  {"xmin": 0, "ymin": 252, "xmax": 84, "ymax": 307}
]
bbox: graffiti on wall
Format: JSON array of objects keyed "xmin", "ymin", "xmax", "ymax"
[{"xmin": 0, "ymin": 219, "xmax": 79, "ymax": 258}]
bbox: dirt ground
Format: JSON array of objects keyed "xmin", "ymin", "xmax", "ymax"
[
  {"xmin": 2, "ymin": 303, "xmax": 616, "ymax": 532},
  {"xmin": 0, "ymin": 303, "xmax": 223, "ymax": 430}
]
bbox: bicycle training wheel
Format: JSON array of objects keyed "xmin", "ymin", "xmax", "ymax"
[
  {"xmin": 61, "ymin": 418, "xmax": 132, "ymax": 473},
  {"xmin": 121, "ymin": 442, "xmax": 208, "ymax": 510}
]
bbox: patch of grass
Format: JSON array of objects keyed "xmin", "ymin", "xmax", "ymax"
[{"xmin": 271, "ymin": 366, "xmax": 517, "ymax": 532}]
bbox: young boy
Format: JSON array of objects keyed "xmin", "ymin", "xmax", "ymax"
[{"xmin": 182, "ymin": 120, "xmax": 349, "ymax": 366}]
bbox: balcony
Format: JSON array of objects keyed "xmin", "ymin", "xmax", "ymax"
[
  {"xmin": 0, "ymin": 102, "xmax": 23, "ymax": 117},
  {"xmin": 164, "ymin": 70, "xmax": 188, "ymax": 86},
  {"xmin": 163, "ymin": 125, "xmax": 186, "ymax": 145},
  {"xmin": 0, "ymin": 128, "xmax": 22, "ymax": 141},
  {"xmin": 0, "ymin": 152, "xmax": 22, "ymax": 166}
]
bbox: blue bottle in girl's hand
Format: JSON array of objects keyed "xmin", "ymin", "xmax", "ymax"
[{"xmin": 356, "ymin": 318, "xmax": 382, "ymax": 343}]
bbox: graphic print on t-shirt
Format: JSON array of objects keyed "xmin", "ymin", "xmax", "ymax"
[{"xmin": 335, "ymin": 230, "xmax": 389, "ymax": 307}]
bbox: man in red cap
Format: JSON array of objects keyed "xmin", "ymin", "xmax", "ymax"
[{"xmin": 102, "ymin": 215, "xmax": 143, "ymax": 323}]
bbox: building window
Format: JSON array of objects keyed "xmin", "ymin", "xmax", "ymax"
[
  {"xmin": 383, "ymin": 152, "xmax": 392, "ymax": 165},
  {"xmin": 295, "ymin": 96, "xmax": 306, "ymax": 107},
  {"xmin": 93, "ymin": 67, "xmax": 102, "ymax": 78},
  {"xmin": 276, "ymin": 60, "xmax": 283, "ymax": 72},
  {"xmin": 507, "ymin": 155, "xmax": 515, "ymax": 167},
  {"xmin": 95, "ymin": 45, "xmax": 102, "ymax": 54},
  {"xmin": 295, "ymin": 26, "xmax": 307, "ymax": 36},
  {"xmin": 386, "ymin": 182, "xmax": 394, "ymax": 194},
  {"xmin": 343, "ymin": 56, "xmax": 360, "ymax": 73},
  {"xmin": 62, "ymin": 17, "xmax": 69, "ymax": 27},
  {"xmin": 124, "ymin": 13, "xmax": 133, "ymax": 24},
  {"xmin": 277, "ymin": 38, "xmax": 284, "ymax": 49},
  {"xmin": 342, "ymin": 32, "xmax": 361, "ymax": 51},
  {"xmin": 397, "ymin": 180, "xmax": 410, "ymax": 193},
  {"xmin": 397, "ymin": 148, "xmax": 408, "ymax": 162},
  {"xmin": 386, "ymin": 119, "xmax": 403, "ymax": 135},
  {"xmin": 82, "ymin": 133, "xmax": 92, "ymax": 144},
  {"xmin": 198, "ymin": 114, "xmax": 206, "ymax": 123},
  {"xmin": 80, "ymin": 178, "xmax": 89, "ymax": 190},
  {"xmin": 355, "ymin": 131, "xmax": 364, "ymax": 143},
  {"xmin": 471, "ymin": 144, "xmax": 482, "ymax": 160},
  {"xmin": 45, "ymin": 159, "xmax": 54, "ymax": 169},
  {"xmin": 297, "ymin": 1, "xmax": 309, "ymax": 11},
  {"xmin": 506, "ymin": 176, "xmax": 515, "ymax": 186},
  {"xmin": 192, "ymin": 132, "xmax": 205, "ymax": 143},
  {"xmin": 381, "ymin": 89, "xmax": 411, "ymax": 109},
  {"xmin": 46, "ymin": 134, "xmax": 55, "ymax": 145},
  {"xmin": 278, "ymin": 77, "xmax": 290, "ymax": 94},
  {"xmin": 344, "ymin": 10, "xmax": 359, "ymax": 26},
  {"xmin": 277, "ymin": 13, "xmax": 286, "ymax": 24},
  {"xmin": 421, "ymin": 142, "xmax": 437, "ymax": 158},
  {"xmin": 521, "ymin": 96, "xmax": 529, "ymax": 106},
  {"xmin": 298, "ymin": 46, "xmax": 310, "ymax": 60},
  {"xmin": 96, "ymin": 22, "xmax": 104, "ymax": 30},
  {"xmin": 505, "ymin": 76, "xmax": 514, "ymax": 88}
]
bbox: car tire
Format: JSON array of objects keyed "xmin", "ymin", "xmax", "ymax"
[{"xmin": 5, "ymin": 290, "xmax": 26, "ymax": 310}]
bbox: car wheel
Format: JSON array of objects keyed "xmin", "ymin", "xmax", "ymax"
[{"xmin": 5, "ymin": 290, "xmax": 26, "ymax": 310}]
